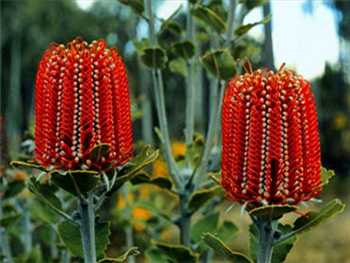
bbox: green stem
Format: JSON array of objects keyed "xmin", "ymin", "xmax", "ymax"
[
  {"xmin": 179, "ymin": 193, "xmax": 191, "ymax": 246},
  {"xmin": 256, "ymin": 219, "xmax": 274, "ymax": 263},
  {"xmin": 185, "ymin": 2, "xmax": 196, "ymax": 153},
  {"xmin": 194, "ymin": 0, "xmax": 237, "ymax": 184},
  {"xmin": 215, "ymin": 0, "xmax": 237, "ymax": 150},
  {"xmin": 144, "ymin": 0, "xmax": 182, "ymax": 188},
  {"xmin": 62, "ymin": 250, "xmax": 71, "ymax": 263},
  {"xmin": 22, "ymin": 204, "xmax": 32, "ymax": 253},
  {"xmin": 123, "ymin": 185, "xmax": 135, "ymax": 263},
  {"xmin": 125, "ymin": 225, "xmax": 135, "ymax": 263},
  {"xmin": 50, "ymin": 227, "xmax": 58, "ymax": 259},
  {"xmin": 0, "ymin": 197, "xmax": 13, "ymax": 263},
  {"xmin": 8, "ymin": 35, "xmax": 22, "ymax": 155},
  {"xmin": 225, "ymin": 0, "xmax": 237, "ymax": 47},
  {"xmin": 140, "ymin": 68, "xmax": 154, "ymax": 144},
  {"xmin": 194, "ymin": 78, "xmax": 219, "ymax": 185},
  {"xmin": 79, "ymin": 193, "xmax": 96, "ymax": 263},
  {"xmin": 213, "ymin": 80, "xmax": 226, "ymax": 151}
]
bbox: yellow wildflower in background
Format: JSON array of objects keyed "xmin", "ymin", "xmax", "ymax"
[
  {"xmin": 333, "ymin": 113, "xmax": 347, "ymax": 130},
  {"xmin": 132, "ymin": 207, "xmax": 152, "ymax": 232},
  {"xmin": 14, "ymin": 171, "xmax": 28, "ymax": 181},
  {"xmin": 153, "ymin": 141, "xmax": 186, "ymax": 177},
  {"xmin": 132, "ymin": 207, "xmax": 152, "ymax": 221},
  {"xmin": 153, "ymin": 159, "xmax": 168, "ymax": 177},
  {"xmin": 116, "ymin": 192, "xmax": 134, "ymax": 209},
  {"xmin": 171, "ymin": 142, "xmax": 186, "ymax": 158}
]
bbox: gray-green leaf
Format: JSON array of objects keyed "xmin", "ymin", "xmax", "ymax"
[
  {"xmin": 321, "ymin": 167, "xmax": 335, "ymax": 186},
  {"xmin": 154, "ymin": 242, "xmax": 199, "ymax": 263},
  {"xmin": 58, "ymin": 220, "xmax": 110, "ymax": 259},
  {"xmin": 191, "ymin": 212, "xmax": 219, "ymax": 243},
  {"xmin": 188, "ymin": 185, "xmax": 222, "ymax": 213},
  {"xmin": 172, "ymin": 41, "xmax": 195, "ymax": 59},
  {"xmin": 203, "ymin": 233, "xmax": 253, "ymax": 263},
  {"xmin": 274, "ymin": 199, "xmax": 345, "ymax": 246},
  {"xmin": 191, "ymin": 4, "xmax": 226, "ymax": 34},
  {"xmin": 169, "ymin": 58, "xmax": 187, "ymax": 76},
  {"xmin": 118, "ymin": 0, "xmax": 144, "ymax": 15},
  {"xmin": 141, "ymin": 47, "xmax": 168, "ymax": 69},
  {"xmin": 97, "ymin": 247, "xmax": 140, "ymax": 262},
  {"xmin": 235, "ymin": 15, "xmax": 271, "ymax": 36},
  {"xmin": 201, "ymin": 49, "xmax": 236, "ymax": 80},
  {"xmin": 249, "ymin": 205, "xmax": 297, "ymax": 220}
]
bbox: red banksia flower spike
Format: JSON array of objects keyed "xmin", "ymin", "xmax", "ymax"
[
  {"xmin": 221, "ymin": 68, "xmax": 321, "ymax": 206},
  {"xmin": 34, "ymin": 38, "xmax": 133, "ymax": 171}
]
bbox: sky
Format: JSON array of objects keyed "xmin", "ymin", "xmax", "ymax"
[{"xmin": 76, "ymin": 0, "xmax": 340, "ymax": 79}]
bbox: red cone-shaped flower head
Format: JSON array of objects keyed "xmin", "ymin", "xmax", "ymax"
[
  {"xmin": 221, "ymin": 68, "xmax": 321, "ymax": 205},
  {"xmin": 35, "ymin": 38, "xmax": 133, "ymax": 171}
]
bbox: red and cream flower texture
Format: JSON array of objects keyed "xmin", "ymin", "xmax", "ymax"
[
  {"xmin": 221, "ymin": 68, "xmax": 321, "ymax": 205},
  {"xmin": 34, "ymin": 38, "xmax": 133, "ymax": 171}
]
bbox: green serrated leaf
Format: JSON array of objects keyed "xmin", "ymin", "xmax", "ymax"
[
  {"xmin": 172, "ymin": 41, "xmax": 195, "ymax": 59},
  {"xmin": 158, "ymin": 21, "xmax": 182, "ymax": 48},
  {"xmin": 28, "ymin": 178, "xmax": 62, "ymax": 210},
  {"xmin": 240, "ymin": 0, "xmax": 267, "ymax": 11},
  {"xmin": 321, "ymin": 167, "xmax": 335, "ymax": 186},
  {"xmin": 50, "ymin": 170, "xmax": 100, "ymax": 196},
  {"xmin": 201, "ymin": 49, "xmax": 236, "ymax": 80},
  {"xmin": 188, "ymin": 186, "xmax": 222, "ymax": 213},
  {"xmin": 191, "ymin": 4, "xmax": 226, "ymax": 33},
  {"xmin": 248, "ymin": 223, "xmax": 258, "ymax": 261},
  {"xmin": 145, "ymin": 247, "xmax": 169, "ymax": 263},
  {"xmin": 292, "ymin": 199, "xmax": 344, "ymax": 234},
  {"xmin": 155, "ymin": 242, "xmax": 199, "ymax": 263},
  {"xmin": 133, "ymin": 38, "xmax": 151, "ymax": 53},
  {"xmin": 208, "ymin": 172, "xmax": 220, "ymax": 185},
  {"xmin": 249, "ymin": 205, "xmax": 297, "ymax": 220},
  {"xmin": 112, "ymin": 145, "xmax": 159, "ymax": 191},
  {"xmin": 141, "ymin": 47, "xmax": 168, "ymax": 69},
  {"xmin": 57, "ymin": 221, "xmax": 82, "ymax": 257},
  {"xmin": 217, "ymin": 221, "xmax": 239, "ymax": 243},
  {"xmin": 273, "ymin": 199, "xmax": 345, "ymax": 247},
  {"xmin": 148, "ymin": 177, "xmax": 173, "ymax": 190},
  {"xmin": 10, "ymin": 160, "xmax": 47, "ymax": 171},
  {"xmin": 203, "ymin": 233, "xmax": 253, "ymax": 263},
  {"xmin": 2, "ymin": 203, "xmax": 17, "ymax": 214},
  {"xmin": 26, "ymin": 245, "xmax": 43, "ymax": 263},
  {"xmin": 118, "ymin": 0, "xmax": 144, "ymax": 15},
  {"xmin": 33, "ymin": 224, "xmax": 54, "ymax": 246},
  {"xmin": 272, "ymin": 224, "xmax": 296, "ymax": 263},
  {"xmin": 131, "ymin": 172, "xmax": 173, "ymax": 190},
  {"xmin": 235, "ymin": 15, "xmax": 271, "ymax": 36},
  {"xmin": 191, "ymin": 212, "xmax": 219, "ymax": 243},
  {"xmin": 208, "ymin": 0, "xmax": 228, "ymax": 21},
  {"xmin": 3, "ymin": 180, "xmax": 25, "ymax": 199},
  {"xmin": 98, "ymin": 247, "xmax": 140, "ymax": 262},
  {"xmin": 30, "ymin": 198, "xmax": 60, "ymax": 224},
  {"xmin": 231, "ymin": 39, "xmax": 260, "ymax": 60},
  {"xmin": 169, "ymin": 58, "xmax": 187, "ymax": 76},
  {"xmin": 0, "ymin": 213, "xmax": 21, "ymax": 227},
  {"xmin": 58, "ymin": 220, "xmax": 110, "ymax": 259}
]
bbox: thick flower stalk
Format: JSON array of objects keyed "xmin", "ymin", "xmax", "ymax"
[
  {"xmin": 221, "ymin": 68, "xmax": 321, "ymax": 206},
  {"xmin": 34, "ymin": 38, "xmax": 133, "ymax": 171}
]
